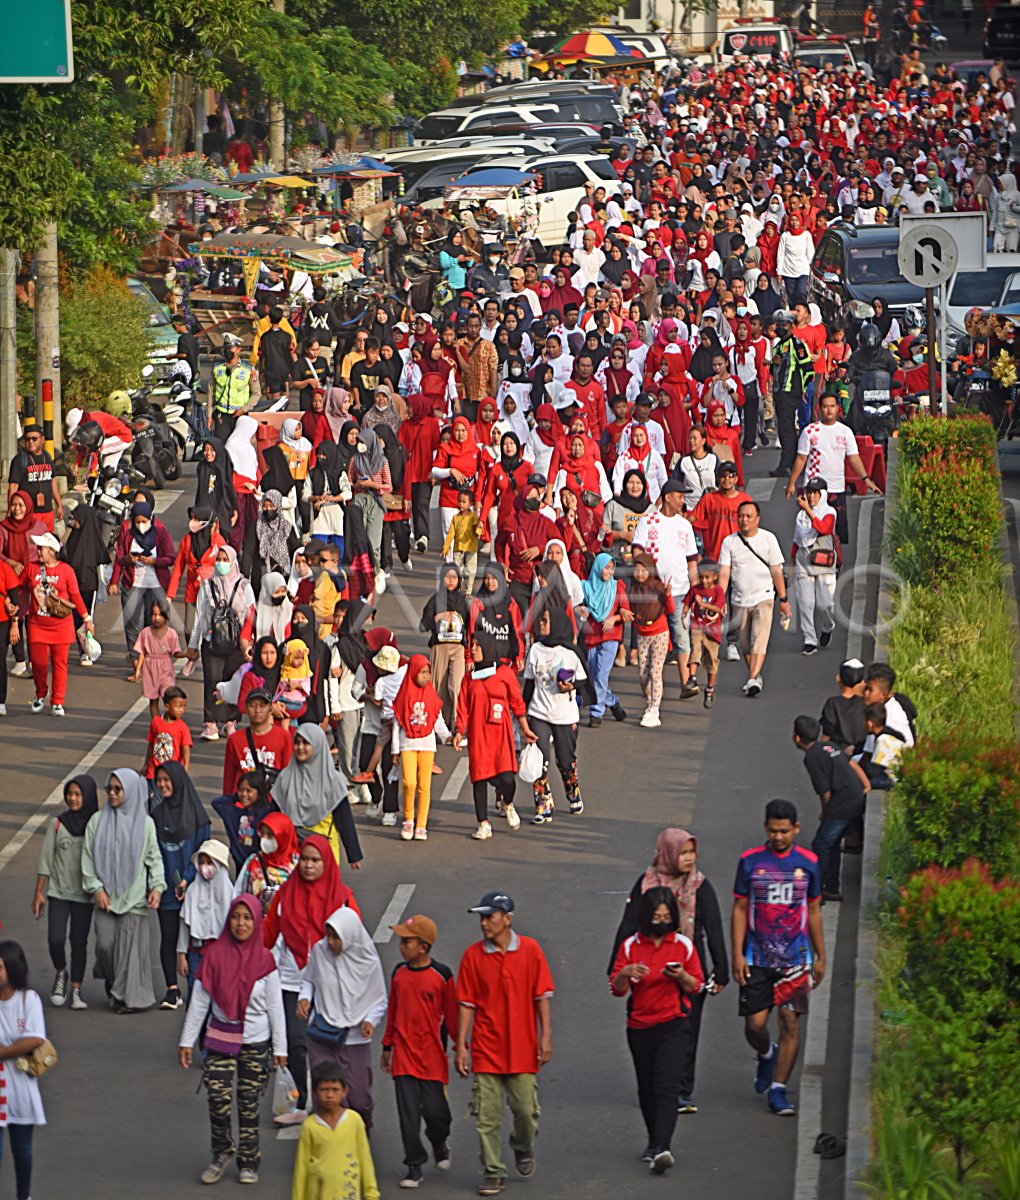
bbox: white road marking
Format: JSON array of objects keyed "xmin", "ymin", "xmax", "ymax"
[
  {"xmin": 371, "ymin": 883, "xmax": 417, "ymax": 944},
  {"xmin": 748, "ymin": 478, "xmax": 780, "ymax": 503},
  {"xmin": 439, "ymin": 756, "xmax": 470, "ymax": 803},
  {"xmin": 793, "ymin": 901, "xmax": 839, "ymax": 1200},
  {"xmin": 0, "ymin": 696, "xmax": 150, "ymax": 875}
]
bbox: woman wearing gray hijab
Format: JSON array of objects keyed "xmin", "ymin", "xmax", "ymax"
[
  {"xmin": 82, "ymin": 769, "xmax": 166, "ymax": 1012},
  {"xmin": 349, "ymin": 427, "xmax": 392, "ymax": 587},
  {"xmin": 272, "ymin": 724, "xmax": 363, "ymax": 869}
]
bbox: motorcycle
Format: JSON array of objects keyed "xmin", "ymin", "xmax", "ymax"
[
  {"xmin": 857, "ymin": 369, "xmax": 898, "ymax": 446},
  {"xmin": 68, "ymin": 422, "xmax": 147, "ymax": 551},
  {"xmin": 129, "ymin": 367, "xmax": 182, "ymax": 487},
  {"xmin": 163, "ymin": 378, "xmax": 209, "ymax": 461}
]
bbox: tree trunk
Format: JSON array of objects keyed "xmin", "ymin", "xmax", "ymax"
[
  {"xmin": 35, "ymin": 223, "xmax": 61, "ymax": 449},
  {"xmin": 269, "ymin": 0, "xmax": 286, "ymax": 166}
]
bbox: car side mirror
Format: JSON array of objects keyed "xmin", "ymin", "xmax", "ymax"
[
  {"xmin": 822, "ymin": 272, "xmax": 840, "ymax": 284},
  {"xmin": 141, "ymin": 364, "xmax": 155, "ymax": 379}
]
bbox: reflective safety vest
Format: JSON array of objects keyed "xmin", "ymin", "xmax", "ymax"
[{"xmin": 212, "ymin": 361, "xmax": 253, "ymax": 415}]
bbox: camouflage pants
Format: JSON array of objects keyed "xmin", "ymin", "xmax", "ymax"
[{"xmin": 204, "ymin": 1042, "xmax": 271, "ymax": 1169}]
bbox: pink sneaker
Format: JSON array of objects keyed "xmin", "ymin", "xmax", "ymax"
[
  {"xmin": 200, "ymin": 722, "xmax": 219, "ymax": 741},
  {"xmin": 222, "ymin": 721, "xmax": 237, "ymax": 737}
]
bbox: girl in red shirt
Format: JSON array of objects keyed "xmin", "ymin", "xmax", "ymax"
[{"xmin": 431, "ymin": 416, "xmax": 480, "ymax": 546}]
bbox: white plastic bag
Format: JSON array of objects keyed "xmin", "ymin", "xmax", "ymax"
[
  {"xmin": 518, "ymin": 741, "xmax": 544, "ymax": 784},
  {"xmin": 215, "ymin": 661, "xmax": 252, "ymax": 707},
  {"xmin": 76, "ymin": 627, "xmax": 103, "ymax": 663},
  {"xmin": 272, "ymin": 1066, "xmax": 300, "ymax": 1116}
]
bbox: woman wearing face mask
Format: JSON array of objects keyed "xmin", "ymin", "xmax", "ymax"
[
  {"xmin": 187, "ymin": 546, "xmax": 256, "ymax": 742},
  {"xmin": 349, "ymin": 428, "xmax": 392, "ymax": 587},
  {"xmin": 608, "ymin": 886, "xmax": 705, "ymax": 1173},
  {"xmin": 498, "ymin": 484, "xmax": 559, "ymax": 618},
  {"xmin": 233, "ymin": 811, "xmax": 300, "ymax": 913},
  {"xmin": 253, "ymin": 570, "xmax": 293, "ymax": 643},
  {"xmin": 111, "ymin": 501, "xmax": 175, "ymax": 667},
  {"xmin": 175, "ymin": 838, "xmax": 233, "ymax": 999},
  {"xmin": 32, "ymin": 774, "xmax": 100, "ymax": 1010},
  {"xmin": 296, "ymin": 906, "xmax": 388, "ymax": 1129},
  {"xmin": 62, "ymin": 502, "xmax": 109, "ymax": 662},
  {"xmin": 262, "ymin": 834, "xmax": 361, "ymax": 1122},
  {"xmin": 167, "ymin": 505, "xmax": 226, "ymax": 641},
  {"xmin": 610, "ymin": 828, "xmax": 729, "ymax": 1115},
  {"xmin": 252, "ymin": 488, "xmax": 300, "ymax": 598},
  {"xmin": 149, "ymin": 761, "xmax": 211, "ymax": 1011},
  {"xmin": 81, "ymin": 768, "xmax": 166, "ymax": 1013}
]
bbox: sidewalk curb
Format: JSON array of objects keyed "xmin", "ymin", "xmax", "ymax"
[{"xmin": 843, "ymin": 438, "xmax": 898, "ymax": 1196}]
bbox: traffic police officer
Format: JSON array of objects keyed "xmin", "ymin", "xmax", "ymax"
[{"xmin": 208, "ymin": 333, "xmax": 258, "ymax": 440}]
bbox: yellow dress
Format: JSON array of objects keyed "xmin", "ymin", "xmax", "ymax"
[{"xmin": 291, "ymin": 1110, "xmax": 380, "ymax": 1200}]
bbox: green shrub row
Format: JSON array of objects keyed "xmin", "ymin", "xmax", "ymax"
[{"xmin": 870, "ymin": 416, "xmax": 1019, "ymax": 1196}]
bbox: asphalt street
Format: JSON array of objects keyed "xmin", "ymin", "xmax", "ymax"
[{"xmin": 0, "ymin": 437, "xmax": 879, "ymax": 1200}]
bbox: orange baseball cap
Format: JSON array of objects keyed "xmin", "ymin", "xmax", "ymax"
[{"xmin": 391, "ymin": 914, "xmax": 438, "ymax": 945}]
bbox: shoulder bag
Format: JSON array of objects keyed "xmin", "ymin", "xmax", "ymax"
[
  {"xmin": 15, "ymin": 993, "xmax": 58, "ymax": 1077},
  {"xmin": 306, "ymin": 1010, "xmax": 350, "ymax": 1047}
]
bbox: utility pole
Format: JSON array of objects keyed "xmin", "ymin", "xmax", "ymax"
[
  {"xmin": 35, "ymin": 222, "xmax": 61, "ymax": 455},
  {"xmin": 269, "ymin": 0, "xmax": 286, "ymax": 166},
  {"xmin": 0, "ymin": 248, "xmax": 18, "ymax": 483},
  {"xmin": 194, "ymin": 81, "xmax": 205, "ymax": 155}
]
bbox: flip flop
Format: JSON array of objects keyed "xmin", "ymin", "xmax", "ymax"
[{"xmin": 813, "ymin": 1133, "xmax": 846, "ymax": 1159}]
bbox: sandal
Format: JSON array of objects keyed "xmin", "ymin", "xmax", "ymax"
[{"xmin": 813, "ymin": 1133, "xmax": 846, "ymax": 1159}]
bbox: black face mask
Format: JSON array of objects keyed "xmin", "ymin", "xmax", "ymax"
[
  {"xmin": 293, "ymin": 621, "xmax": 308, "ymax": 637},
  {"xmin": 271, "ymin": 594, "xmax": 286, "ymax": 606},
  {"xmin": 523, "ymin": 496, "xmax": 540, "ymax": 512},
  {"xmin": 264, "ymin": 509, "xmax": 279, "ymax": 522},
  {"xmin": 650, "ymin": 921, "xmax": 675, "ymax": 932}
]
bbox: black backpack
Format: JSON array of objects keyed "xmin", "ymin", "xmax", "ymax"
[{"xmin": 208, "ymin": 579, "xmax": 242, "ymax": 656}]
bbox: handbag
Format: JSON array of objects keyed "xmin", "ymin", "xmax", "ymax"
[
  {"xmin": 306, "ymin": 1010, "xmax": 350, "ymax": 1048},
  {"xmin": 35, "ymin": 567, "xmax": 74, "ymax": 619},
  {"xmin": 15, "ymin": 995, "xmax": 57, "ymax": 1077},
  {"xmin": 203, "ymin": 1014, "xmax": 244, "ymax": 1056},
  {"xmin": 382, "ymin": 492, "xmax": 408, "ymax": 512}
]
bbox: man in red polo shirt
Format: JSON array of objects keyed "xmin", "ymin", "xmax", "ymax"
[{"xmin": 456, "ymin": 892, "xmax": 554, "ymax": 1197}]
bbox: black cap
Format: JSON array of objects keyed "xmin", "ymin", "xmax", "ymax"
[
  {"xmin": 468, "ymin": 891, "xmax": 515, "ymax": 916},
  {"xmin": 717, "ymin": 461, "xmax": 739, "ymax": 478},
  {"xmin": 660, "ymin": 478, "xmax": 692, "ymax": 496},
  {"xmin": 634, "ymin": 391, "xmax": 655, "ymax": 408},
  {"xmin": 246, "ymin": 687, "xmax": 272, "ymax": 704},
  {"xmin": 526, "ymin": 473, "xmax": 547, "ymax": 488}
]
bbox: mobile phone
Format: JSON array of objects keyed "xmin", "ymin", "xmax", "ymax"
[{"xmin": 664, "ymin": 962, "xmax": 682, "ymax": 970}]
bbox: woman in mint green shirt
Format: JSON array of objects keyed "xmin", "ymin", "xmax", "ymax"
[{"xmin": 82, "ymin": 768, "xmax": 165, "ymax": 1013}]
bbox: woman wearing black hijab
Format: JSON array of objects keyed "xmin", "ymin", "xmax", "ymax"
[
  {"xmin": 602, "ymin": 238, "xmax": 629, "ymax": 287},
  {"xmin": 150, "ymin": 759, "xmax": 211, "ymax": 1009},
  {"xmin": 467, "ymin": 562, "xmax": 522, "ymax": 669},
  {"xmin": 64, "ymin": 504, "xmax": 110, "ymax": 651},
  {"xmin": 195, "ymin": 438, "xmax": 237, "ymax": 535},
  {"xmin": 688, "ymin": 328, "xmax": 724, "ymax": 384},
  {"xmin": 329, "ymin": 597, "xmax": 375, "ymax": 785},
  {"xmin": 33, "ymin": 773, "xmax": 100, "ymax": 1008},
  {"xmin": 290, "ymin": 604, "xmax": 330, "ymax": 725},
  {"xmin": 419, "ymin": 562, "xmax": 471, "ymax": 728},
  {"xmin": 753, "ymin": 272, "xmax": 782, "ymax": 319},
  {"xmin": 335, "ymin": 420, "xmax": 360, "ymax": 481}
]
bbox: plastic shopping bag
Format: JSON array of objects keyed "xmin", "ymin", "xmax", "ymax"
[
  {"xmin": 518, "ymin": 741, "xmax": 544, "ymax": 784},
  {"xmin": 215, "ymin": 661, "xmax": 252, "ymax": 707},
  {"xmin": 272, "ymin": 1066, "xmax": 300, "ymax": 1116}
]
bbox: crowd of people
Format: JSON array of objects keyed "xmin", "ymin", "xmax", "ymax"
[{"xmin": 0, "ymin": 27, "xmax": 966, "ymax": 1198}]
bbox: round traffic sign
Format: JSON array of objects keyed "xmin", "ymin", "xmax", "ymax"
[{"xmin": 897, "ymin": 224, "xmax": 959, "ymax": 289}]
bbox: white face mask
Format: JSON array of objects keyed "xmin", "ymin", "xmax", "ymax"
[
  {"xmin": 136, "ymin": 521, "xmax": 152, "ymax": 534},
  {"xmin": 199, "ymin": 863, "xmax": 217, "ymax": 881},
  {"xmin": 356, "ymin": 442, "xmax": 367, "ymax": 454},
  {"xmin": 260, "ymin": 835, "xmax": 278, "ymax": 855}
]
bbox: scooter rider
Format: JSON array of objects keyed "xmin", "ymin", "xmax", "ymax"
[
  {"xmin": 469, "ymin": 244, "xmax": 511, "ymax": 299},
  {"xmin": 65, "ymin": 407, "xmax": 135, "ymax": 476},
  {"xmin": 847, "ymin": 323, "xmax": 897, "ymax": 383},
  {"xmin": 209, "ymin": 333, "xmax": 259, "ymax": 441}
]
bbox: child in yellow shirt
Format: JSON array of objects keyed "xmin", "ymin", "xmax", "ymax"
[
  {"xmin": 440, "ymin": 488, "xmax": 483, "ymax": 594},
  {"xmin": 292, "ymin": 1063, "xmax": 379, "ymax": 1200}
]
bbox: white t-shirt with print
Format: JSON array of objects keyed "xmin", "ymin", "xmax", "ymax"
[
  {"xmin": 0, "ymin": 990, "xmax": 47, "ymax": 1124},
  {"xmin": 719, "ymin": 528, "xmax": 785, "ymax": 607},
  {"xmin": 796, "ymin": 420, "xmax": 858, "ymax": 495},
  {"xmin": 524, "ymin": 643, "xmax": 587, "ymax": 725},
  {"xmin": 633, "ymin": 510, "xmax": 699, "ymax": 597}
]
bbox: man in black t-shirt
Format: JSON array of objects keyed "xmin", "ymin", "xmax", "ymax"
[
  {"xmin": 8, "ymin": 421, "xmax": 63, "ymax": 530},
  {"xmin": 793, "ymin": 715, "xmax": 870, "ymax": 900},
  {"xmin": 172, "ymin": 315, "xmax": 201, "ymax": 379},
  {"xmin": 349, "ymin": 339, "xmax": 384, "ymax": 414},
  {"xmin": 258, "ymin": 306, "xmax": 296, "ymax": 400}
]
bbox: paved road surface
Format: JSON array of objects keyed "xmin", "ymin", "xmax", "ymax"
[{"xmin": 0, "ymin": 438, "xmax": 880, "ymax": 1200}]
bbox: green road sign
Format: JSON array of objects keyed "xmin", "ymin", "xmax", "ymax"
[{"xmin": 0, "ymin": 0, "xmax": 74, "ymax": 83}]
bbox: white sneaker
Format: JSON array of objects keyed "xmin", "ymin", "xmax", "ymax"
[
  {"xmin": 31, "ymin": 698, "xmax": 44, "ymax": 714},
  {"xmin": 725, "ymin": 644, "xmax": 740, "ymax": 662},
  {"xmin": 640, "ymin": 708, "xmax": 661, "ymax": 728},
  {"xmin": 222, "ymin": 721, "xmax": 237, "ymax": 737},
  {"xmin": 51, "ymin": 704, "xmax": 65, "ymax": 717},
  {"xmin": 746, "ymin": 676, "xmax": 763, "ymax": 697},
  {"xmin": 400, "ymin": 820, "xmax": 414, "ymax": 841},
  {"xmin": 374, "ymin": 570, "xmax": 388, "ymax": 595},
  {"xmin": 472, "ymin": 821, "xmax": 493, "ymax": 840},
  {"xmin": 415, "ymin": 536, "xmax": 428, "ymax": 554},
  {"xmin": 504, "ymin": 804, "xmax": 521, "ymax": 831},
  {"xmin": 413, "ymin": 826, "xmax": 428, "ymax": 841},
  {"xmin": 381, "ymin": 812, "xmax": 398, "ymax": 827},
  {"xmin": 70, "ymin": 988, "xmax": 88, "ymax": 1010},
  {"xmin": 365, "ymin": 802, "xmax": 383, "ymax": 820},
  {"xmin": 10, "ymin": 662, "xmax": 28, "ymax": 678},
  {"xmin": 273, "ymin": 1108, "xmax": 308, "ymax": 1127},
  {"xmin": 401, "ymin": 558, "xmax": 413, "ymax": 573},
  {"xmin": 0, "ymin": 704, "xmax": 6, "ymax": 717},
  {"xmin": 200, "ymin": 722, "xmax": 219, "ymax": 741},
  {"xmin": 79, "ymin": 654, "xmax": 93, "ymax": 668}
]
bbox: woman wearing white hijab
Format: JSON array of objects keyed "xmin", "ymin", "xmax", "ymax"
[
  {"xmin": 225, "ymin": 414, "xmax": 261, "ymax": 564},
  {"xmin": 791, "ymin": 476, "xmax": 837, "ymax": 655},
  {"xmin": 254, "ymin": 569, "xmax": 293, "ymax": 642},
  {"xmin": 296, "ymin": 906, "xmax": 387, "ymax": 1129},
  {"xmin": 82, "ymin": 768, "xmax": 166, "ymax": 1012},
  {"xmin": 531, "ymin": 538, "xmax": 584, "ymax": 607}
]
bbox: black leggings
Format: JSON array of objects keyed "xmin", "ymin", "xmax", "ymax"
[
  {"xmin": 202, "ymin": 643, "xmax": 247, "ymax": 723},
  {"xmin": 282, "ymin": 989, "xmax": 309, "ymax": 1109},
  {"xmin": 741, "ymin": 382, "xmax": 760, "ymax": 453},
  {"xmin": 0, "ymin": 620, "xmax": 8, "ymax": 704},
  {"xmin": 380, "ymin": 520, "xmax": 412, "ymax": 571},
  {"xmin": 410, "ymin": 483, "xmax": 432, "ymax": 541},
  {"xmin": 156, "ymin": 907, "xmax": 180, "ymax": 989},
  {"xmin": 47, "ymin": 898, "xmax": 93, "ymax": 982},
  {"xmin": 626, "ymin": 1017, "xmax": 689, "ymax": 1154},
  {"xmin": 472, "ymin": 772, "xmax": 516, "ymax": 822}
]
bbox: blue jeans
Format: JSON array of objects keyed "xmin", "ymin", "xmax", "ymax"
[
  {"xmin": 0, "ymin": 1124, "xmax": 34, "ymax": 1200},
  {"xmin": 811, "ymin": 816, "xmax": 855, "ymax": 894},
  {"xmin": 587, "ymin": 640, "xmax": 620, "ymax": 718},
  {"xmin": 666, "ymin": 604, "xmax": 690, "ymax": 658}
]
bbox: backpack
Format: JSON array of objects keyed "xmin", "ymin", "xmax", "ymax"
[
  {"xmin": 208, "ymin": 578, "xmax": 242, "ymax": 656},
  {"xmin": 894, "ymin": 691, "xmax": 918, "ymax": 742}
]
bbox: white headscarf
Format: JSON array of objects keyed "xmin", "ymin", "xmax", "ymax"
[
  {"xmin": 794, "ymin": 487, "xmax": 836, "ymax": 548},
  {"xmin": 281, "ymin": 418, "xmax": 311, "ymax": 454},
  {"xmin": 225, "ymin": 415, "xmax": 259, "ymax": 481},
  {"xmin": 531, "ymin": 538, "xmax": 584, "ymax": 606},
  {"xmin": 254, "ymin": 570, "xmax": 293, "ymax": 642},
  {"xmin": 179, "ymin": 845, "xmax": 234, "ymax": 941},
  {"xmin": 306, "ymin": 906, "xmax": 388, "ymax": 1028}
]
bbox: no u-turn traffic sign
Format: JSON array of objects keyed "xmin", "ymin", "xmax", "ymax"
[{"xmin": 897, "ymin": 224, "xmax": 959, "ymax": 289}]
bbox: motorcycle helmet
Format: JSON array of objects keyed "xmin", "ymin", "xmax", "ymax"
[
  {"xmin": 71, "ymin": 419, "xmax": 105, "ymax": 453},
  {"xmin": 65, "ymin": 407, "xmax": 84, "ymax": 437},
  {"xmin": 858, "ymin": 322, "xmax": 881, "ymax": 352},
  {"xmin": 106, "ymin": 389, "xmax": 131, "ymax": 419},
  {"xmin": 903, "ymin": 304, "xmax": 923, "ymax": 332}
]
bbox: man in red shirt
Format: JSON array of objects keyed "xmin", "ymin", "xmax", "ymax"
[
  {"xmin": 456, "ymin": 892, "xmax": 554, "ymax": 1196},
  {"xmin": 689, "ymin": 463, "xmax": 752, "ymax": 562},
  {"xmin": 221, "ymin": 688, "xmax": 293, "ymax": 793}
]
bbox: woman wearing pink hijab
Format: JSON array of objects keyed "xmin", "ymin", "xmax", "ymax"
[{"xmin": 609, "ymin": 827, "xmax": 729, "ymax": 1111}]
